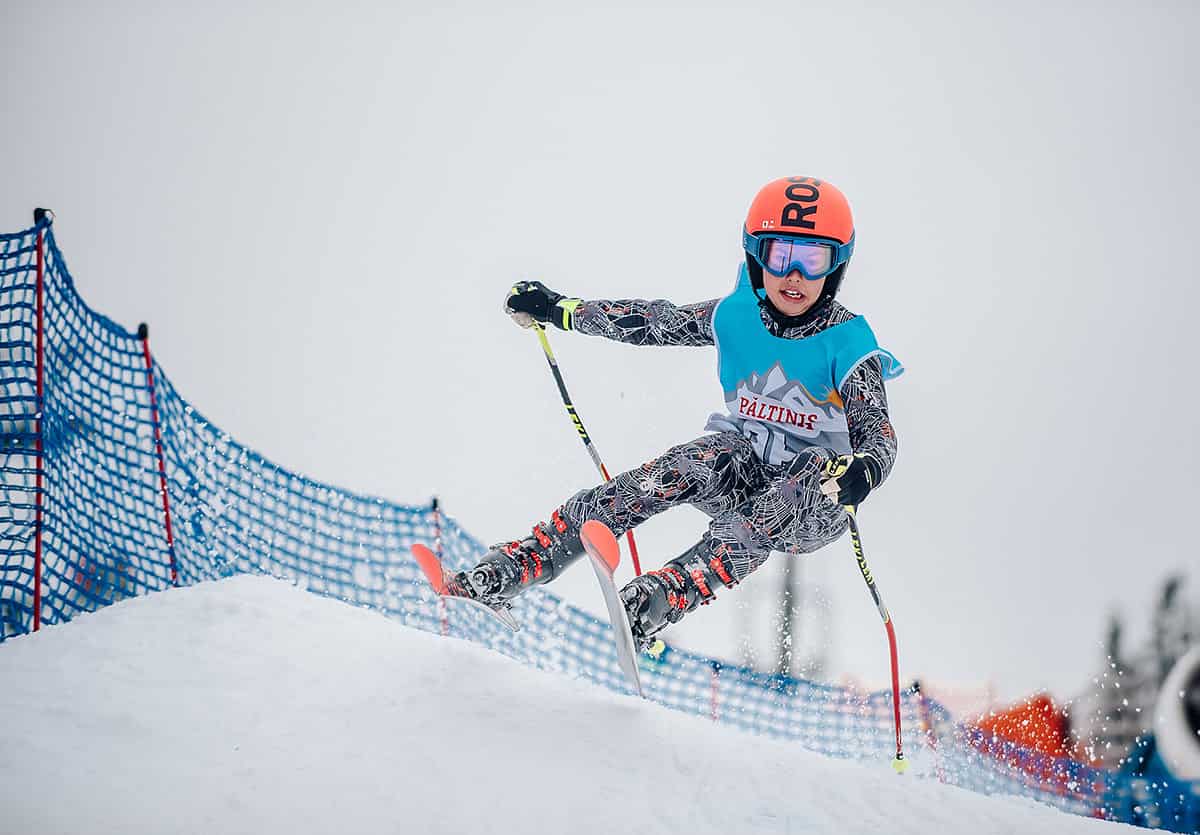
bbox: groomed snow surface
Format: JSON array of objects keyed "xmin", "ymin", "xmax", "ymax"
[{"xmin": 0, "ymin": 576, "xmax": 1135, "ymax": 835}]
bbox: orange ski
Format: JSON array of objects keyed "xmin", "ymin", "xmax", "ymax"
[
  {"xmin": 580, "ymin": 520, "xmax": 644, "ymax": 698},
  {"xmin": 410, "ymin": 543, "xmax": 520, "ymax": 632}
]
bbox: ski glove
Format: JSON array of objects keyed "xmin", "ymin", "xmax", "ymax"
[
  {"xmin": 820, "ymin": 452, "xmax": 882, "ymax": 508},
  {"xmin": 504, "ymin": 281, "xmax": 581, "ymax": 331}
]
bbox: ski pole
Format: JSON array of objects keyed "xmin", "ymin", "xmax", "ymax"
[
  {"xmin": 530, "ymin": 323, "xmax": 643, "ymax": 577},
  {"xmin": 844, "ymin": 504, "xmax": 907, "ymax": 773}
]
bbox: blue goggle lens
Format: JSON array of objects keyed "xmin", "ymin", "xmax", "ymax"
[{"xmin": 762, "ymin": 238, "xmax": 834, "ymax": 279}]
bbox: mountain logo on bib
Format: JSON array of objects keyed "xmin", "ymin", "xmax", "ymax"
[{"xmin": 728, "ymin": 362, "xmax": 844, "ymax": 438}]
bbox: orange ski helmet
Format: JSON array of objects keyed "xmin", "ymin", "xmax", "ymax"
[{"xmin": 743, "ymin": 176, "xmax": 855, "ymax": 301}]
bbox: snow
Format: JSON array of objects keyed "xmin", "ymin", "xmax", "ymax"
[{"xmin": 0, "ymin": 575, "xmax": 1136, "ymax": 835}]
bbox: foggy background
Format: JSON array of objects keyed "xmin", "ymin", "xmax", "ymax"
[{"xmin": 6, "ymin": 0, "xmax": 1198, "ymax": 703}]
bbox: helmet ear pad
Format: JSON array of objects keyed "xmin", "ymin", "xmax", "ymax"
[
  {"xmin": 745, "ymin": 254, "xmax": 848, "ymax": 303},
  {"xmin": 746, "ymin": 253, "xmax": 765, "ymax": 293},
  {"xmin": 822, "ymin": 262, "xmax": 847, "ymax": 300}
]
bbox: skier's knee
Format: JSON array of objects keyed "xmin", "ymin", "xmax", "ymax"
[{"xmin": 639, "ymin": 443, "xmax": 723, "ymax": 502}]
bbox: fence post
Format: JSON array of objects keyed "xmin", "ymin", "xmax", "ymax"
[
  {"xmin": 31, "ymin": 210, "xmax": 47, "ymax": 631},
  {"xmin": 710, "ymin": 660, "xmax": 721, "ymax": 722},
  {"xmin": 138, "ymin": 324, "xmax": 178, "ymax": 587},
  {"xmin": 913, "ymin": 679, "xmax": 947, "ymax": 782},
  {"xmin": 432, "ymin": 496, "xmax": 447, "ymax": 636}
]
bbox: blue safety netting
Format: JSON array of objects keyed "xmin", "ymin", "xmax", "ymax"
[{"xmin": 1, "ymin": 218, "xmax": 1196, "ymax": 833}]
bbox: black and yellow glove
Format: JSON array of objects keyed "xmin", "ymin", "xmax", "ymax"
[
  {"xmin": 820, "ymin": 452, "xmax": 883, "ymax": 508},
  {"xmin": 504, "ymin": 281, "xmax": 581, "ymax": 331}
]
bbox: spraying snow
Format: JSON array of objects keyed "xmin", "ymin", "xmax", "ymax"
[{"xmin": 0, "ymin": 575, "xmax": 1134, "ymax": 834}]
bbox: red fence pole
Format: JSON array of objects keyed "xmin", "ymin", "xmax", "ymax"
[
  {"xmin": 32, "ymin": 213, "xmax": 46, "ymax": 631},
  {"xmin": 710, "ymin": 661, "xmax": 721, "ymax": 721},
  {"xmin": 432, "ymin": 496, "xmax": 448, "ymax": 636},
  {"xmin": 913, "ymin": 680, "xmax": 947, "ymax": 782},
  {"xmin": 138, "ymin": 324, "xmax": 178, "ymax": 586}
]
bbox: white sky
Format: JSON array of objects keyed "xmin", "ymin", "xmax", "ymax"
[{"xmin": 6, "ymin": 0, "xmax": 1199, "ymax": 702}]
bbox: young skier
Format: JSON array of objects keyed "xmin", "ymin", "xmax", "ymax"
[{"xmin": 461, "ymin": 176, "xmax": 902, "ymax": 646}]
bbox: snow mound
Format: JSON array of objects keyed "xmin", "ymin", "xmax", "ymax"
[{"xmin": 0, "ymin": 576, "xmax": 1132, "ymax": 835}]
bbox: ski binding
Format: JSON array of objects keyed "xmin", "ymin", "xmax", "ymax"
[{"xmin": 411, "ymin": 543, "xmax": 520, "ymax": 632}]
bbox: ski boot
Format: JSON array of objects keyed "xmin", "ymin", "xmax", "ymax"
[
  {"xmin": 458, "ymin": 508, "xmax": 584, "ymax": 604},
  {"xmin": 619, "ymin": 539, "xmax": 736, "ymax": 650}
]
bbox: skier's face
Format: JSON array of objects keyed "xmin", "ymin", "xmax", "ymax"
[{"xmin": 763, "ymin": 270, "xmax": 826, "ymax": 316}]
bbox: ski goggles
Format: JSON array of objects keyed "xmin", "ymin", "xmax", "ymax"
[{"xmin": 743, "ymin": 230, "xmax": 855, "ymax": 280}]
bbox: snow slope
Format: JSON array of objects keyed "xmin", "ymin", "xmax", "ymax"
[{"xmin": 0, "ymin": 576, "xmax": 1134, "ymax": 835}]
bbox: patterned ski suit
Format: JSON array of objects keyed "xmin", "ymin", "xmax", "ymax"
[{"xmin": 556, "ymin": 289, "xmax": 899, "ymax": 588}]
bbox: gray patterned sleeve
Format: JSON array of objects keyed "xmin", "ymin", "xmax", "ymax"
[
  {"xmin": 839, "ymin": 356, "xmax": 898, "ymax": 484},
  {"xmin": 571, "ymin": 298, "xmax": 718, "ymax": 347}
]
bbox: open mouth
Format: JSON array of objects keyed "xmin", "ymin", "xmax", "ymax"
[{"xmin": 780, "ymin": 288, "xmax": 807, "ymax": 303}]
